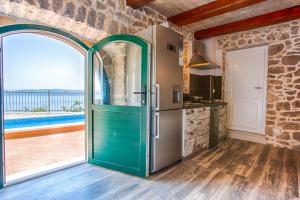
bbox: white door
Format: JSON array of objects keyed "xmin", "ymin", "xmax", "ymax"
[{"xmin": 226, "ymin": 46, "xmax": 267, "ymax": 134}]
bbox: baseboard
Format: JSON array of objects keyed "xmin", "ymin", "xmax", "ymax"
[{"xmin": 228, "ymin": 129, "xmax": 266, "ymax": 144}]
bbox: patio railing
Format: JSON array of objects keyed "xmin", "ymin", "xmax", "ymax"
[{"xmin": 4, "ymin": 90, "xmax": 85, "ymax": 112}]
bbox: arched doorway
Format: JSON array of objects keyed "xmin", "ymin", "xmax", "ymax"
[
  {"xmin": 0, "ymin": 25, "xmax": 151, "ymax": 188},
  {"xmin": 0, "ymin": 24, "xmax": 90, "ymax": 187}
]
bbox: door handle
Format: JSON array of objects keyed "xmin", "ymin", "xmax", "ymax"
[
  {"xmin": 254, "ymin": 86, "xmax": 262, "ymax": 90},
  {"xmin": 133, "ymin": 91, "xmax": 146, "ymax": 94},
  {"xmin": 155, "ymin": 113, "xmax": 160, "ymax": 139},
  {"xmin": 133, "ymin": 85, "xmax": 147, "ymax": 105}
]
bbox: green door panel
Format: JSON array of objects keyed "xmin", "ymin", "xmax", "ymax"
[
  {"xmin": 91, "ymin": 110, "xmax": 142, "ymax": 174},
  {"xmin": 88, "ymin": 34, "xmax": 150, "ymax": 177}
]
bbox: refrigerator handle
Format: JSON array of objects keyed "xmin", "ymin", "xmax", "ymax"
[
  {"xmin": 155, "ymin": 84, "xmax": 160, "ymax": 111},
  {"xmin": 155, "ymin": 113, "xmax": 160, "ymax": 139}
]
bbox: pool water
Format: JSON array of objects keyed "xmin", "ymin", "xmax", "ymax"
[{"xmin": 5, "ymin": 114, "xmax": 85, "ymax": 129}]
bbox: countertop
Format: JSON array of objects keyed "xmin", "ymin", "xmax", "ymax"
[{"xmin": 183, "ymin": 101, "xmax": 227, "ymax": 109}]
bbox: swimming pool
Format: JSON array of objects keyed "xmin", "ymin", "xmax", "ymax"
[{"xmin": 5, "ymin": 114, "xmax": 85, "ymax": 129}]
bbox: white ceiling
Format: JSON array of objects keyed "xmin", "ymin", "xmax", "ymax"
[
  {"xmin": 148, "ymin": 0, "xmax": 216, "ymax": 18},
  {"xmin": 147, "ymin": 0, "xmax": 300, "ymax": 31}
]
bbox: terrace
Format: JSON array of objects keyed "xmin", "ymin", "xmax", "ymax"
[{"xmin": 4, "ymin": 90, "xmax": 86, "ymax": 181}]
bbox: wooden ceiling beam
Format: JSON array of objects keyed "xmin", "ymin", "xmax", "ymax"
[
  {"xmin": 168, "ymin": 0, "xmax": 266, "ymax": 26},
  {"xmin": 194, "ymin": 5, "xmax": 300, "ymax": 40},
  {"xmin": 126, "ymin": 0, "xmax": 155, "ymax": 9}
]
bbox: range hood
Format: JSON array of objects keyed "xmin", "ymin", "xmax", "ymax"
[
  {"xmin": 188, "ymin": 40, "xmax": 220, "ymax": 70},
  {"xmin": 188, "ymin": 54, "xmax": 220, "ymax": 70}
]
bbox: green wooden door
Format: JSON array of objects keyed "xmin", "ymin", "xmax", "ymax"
[{"xmin": 88, "ymin": 35, "xmax": 150, "ymax": 177}]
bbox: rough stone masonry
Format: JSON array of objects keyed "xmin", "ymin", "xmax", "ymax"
[
  {"xmin": 0, "ymin": 0, "xmax": 194, "ymax": 41},
  {"xmin": 218, "ymin": 19, "xmax": 300, "ymax": 150}
]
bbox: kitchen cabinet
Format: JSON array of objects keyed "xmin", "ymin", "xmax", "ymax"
[
  {"xmin": 182, "ymin": 104, "xmax": 227, "ymax": 158},
  {"xmin": 209, "ymin": 104, "xmax": 227, "ymax": 149},
  {"xmin": 219, "ymin": 105, "xmax": 227, "ymax": 141},
  {"xmin": 182, "ymin": 107, "xmax": 210, "ymax": 157}
]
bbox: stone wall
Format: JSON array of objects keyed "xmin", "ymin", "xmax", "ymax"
[
  {"xmin": 217, "ymin": 19, "xmax": 300, "ymax": 150},
  {"xmin": 0, "ymin": 0, "xmax": 193, "ymax": 41},
  {"xmin": 0, "ymin": 0, "xmax": 164, "ymax": 41}
]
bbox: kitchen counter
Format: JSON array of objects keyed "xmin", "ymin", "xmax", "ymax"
[{"xmin": 183, "ymin": 101, "xmax": 227, "ymax": 109}]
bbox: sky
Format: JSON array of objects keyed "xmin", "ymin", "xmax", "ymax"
[{"xmin": 3, "ymin": 33, "xmax": 85, "ymax": 90}]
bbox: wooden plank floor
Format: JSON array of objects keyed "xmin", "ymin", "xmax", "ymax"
[{"xmin": 0, "ymin": 138, "xmax": 299, "ymax": 200}]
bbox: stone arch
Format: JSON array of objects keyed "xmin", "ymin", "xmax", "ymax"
[{"xmin": 0, "ymin": 24, "xmax": 90, "ymax": 51}]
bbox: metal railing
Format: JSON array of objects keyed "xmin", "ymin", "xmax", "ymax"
[{"xmin": 4, "ymin": 90, "xmax": 85, "ymax": 112}]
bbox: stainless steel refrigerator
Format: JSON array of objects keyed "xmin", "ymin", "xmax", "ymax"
[{"xmin": 136, "ymin": 25, "xmax": 183, "ymax": 172}]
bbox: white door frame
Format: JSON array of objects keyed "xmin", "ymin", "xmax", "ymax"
[{"xmin": 225, "ymin": 45, "xmax": 268, "ymax": 134}]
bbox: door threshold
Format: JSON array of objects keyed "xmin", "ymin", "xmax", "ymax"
[
  {"xmin": 228, "ymin": 129, "xmax": 265, "ymax": 144},
  {"xmin": 4, "ymin": 159, "xmax": 87, "ymax": 188}
]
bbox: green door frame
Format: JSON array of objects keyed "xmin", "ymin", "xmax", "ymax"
[
  {"xmin": 88, "ymin": 34, "xmax": 150, "ymax": 177},
  {"xmin": 0, "ymin": 24, "xmax": 89, "ymax": 188},
  {"xmin": 0, "ymin": 24, "xmax": 151, "ymax": 187}
]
